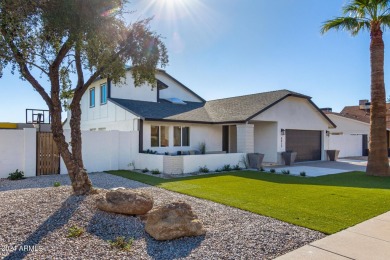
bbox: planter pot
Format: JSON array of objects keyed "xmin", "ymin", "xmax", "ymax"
[
  {"xmin": 326, "ymin": 150, "xmax": 340, "ymax": 161},
  {"xmin": 282, "ymin": 152, "xmax": 297, "ymax": 166},
  {"xmin": 247, "ymin": 153, "xmax": 264, "ymax": 170}
]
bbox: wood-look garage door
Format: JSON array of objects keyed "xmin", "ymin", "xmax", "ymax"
[{"xmin": 286, "ymin": 130, "xmax": 322, "ymax": 162}]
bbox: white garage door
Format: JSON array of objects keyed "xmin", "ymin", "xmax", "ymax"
[{"xmin": 328, "ymin": 134, "xmax": 362, "ymax": 157}]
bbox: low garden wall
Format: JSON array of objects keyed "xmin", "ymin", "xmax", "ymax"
[{"xmin": 137, "ymin": 153, "xmax": 247, "ymax": 174}]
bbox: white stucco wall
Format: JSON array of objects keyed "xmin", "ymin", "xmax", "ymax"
[
  {"xmin": 0, "ymin": 128, "xmax": 36, "ymax": 178},
  {"xmin": 64, "ymin": 99, "xmax": 140, "ymax": 131},
  {"xmin": 251, "ymin": 96, "xmax": 332, "ymax": 162},
  {"xmin": 182, "ymin": 153, "xmax": 246, "ymax": 173},
  {"xmin": 325, "ymin": 114, "xmax": 369, "ymax": 157},
  {"xmin": 156, "ymin": 72, "xmax": 203, "ymax": 102},
  {"xmin": 253, "ymin": 122, "xmax": 278, "ymax": 163},
  {"xmin": 111, "ymin": 71, "xmax": 157, "ymax": 102},
  {"xmin": 60, "ymin": 130, "xmax": 139, "ymax": 174},
  {"xmin": 142, "ymin": 122, "xmax": 222, "ymax": 153}
]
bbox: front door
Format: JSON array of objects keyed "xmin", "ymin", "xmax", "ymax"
[{"xmin": 222, "ymin": 126, "xmax": 229, "ymax": 153}]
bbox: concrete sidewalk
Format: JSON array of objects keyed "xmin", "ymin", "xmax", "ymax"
[
  {"xmin": 264, "ymin": 159, "xmax": 367, "ymax": 177},
  {"xmin": 276, "ymin": 211, "xmax": 390, "ymax": 260}
]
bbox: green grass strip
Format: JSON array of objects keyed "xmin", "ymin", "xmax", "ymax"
[{"xmin": 106, "ymin": 170, "xmax": 390, "ymax": 234}]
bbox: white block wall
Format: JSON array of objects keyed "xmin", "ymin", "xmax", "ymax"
[
  {"xmin": 0, "ymin": 128, "xmax": 36, "ymax": 178},
  {"xmin": 60, "ymin": 130, "xmax": 139, "ymax": 174}
]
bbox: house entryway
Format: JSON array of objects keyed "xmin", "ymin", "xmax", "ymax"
[
  {"xmin": 286, "ymin": 129, "xmax": 321, "ymax": 162},
  {"xmin": 36, "ymin": 132, "xmax": 60, "ymax": 175}
]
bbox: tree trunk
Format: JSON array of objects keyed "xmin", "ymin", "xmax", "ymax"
[{"xmin": 366, "ymin": 22, "xmax": 390, "ymax": 176}]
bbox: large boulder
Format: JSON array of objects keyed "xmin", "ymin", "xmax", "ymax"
[
  {"xmin": 96, "ymin": 188, "xmax": 153, "ymax": 215},
  {"xmin": 145, "ymin": 201, "xmax": 206, "ymax": 240}
]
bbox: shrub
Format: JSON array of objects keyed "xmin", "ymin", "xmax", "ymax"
[
  {"xmin": 67, "ymin": 225, "xmax": 85, "ymax": 238},
  {"xmin": 239, "ymin": 155, "xmax": 249, "ymax": 169},
  {"xmin": 151, "ymin": 169, "xmax": 160, "ymax": 175},
  {"xmin": 259, "ymin": 167, "xmax": 265, "ymax": 172},
  {"xmin": 199, "ymin": 166, "xmax": 209, "ymax": 173},
  {"xmin": 215, "ymin": 168, "xmax": 221, "ymax": 173},
  {"xmin": 300, "ymin": 171, "xmax": 306, "ymax": 177},
  {"xmin": 281, "ymin": 170, "xmax": 290, "ymax": 175},
  {"xmin": 127, "ymin": 161, "xmax": 135, "ymax": 170},
  {"xmin": 8, "ymin": 169, "xmax": 25, "ymax": 180},
  {"xmin": 109, "ymin": 236, "xmax": 134, "ymax": 251},
  {"xmin": 199, "ymin": 142, "xmax": 206, "ymax": 154},
  {"xmin": 142, "ymin": 168, "xmax": 149, "ymax": 173},
  {"xmin": 270, "ymin": 169, "xmax": 276, "ymax": 173},
  {"xmin": 53, "ymin": 182, "xmax": 61, "ymax": 187},
  {"xmin": 222, "ymin": 164, "xmax": 232, "ymax": 171},
  {"xmin": 233, "ymin": 164, "xmax": 241, "ymax": 171}
]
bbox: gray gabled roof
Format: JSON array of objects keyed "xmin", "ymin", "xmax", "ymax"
[{"xmin": 109, "ymin": 89, "xmax": 335, "ymax": 126}]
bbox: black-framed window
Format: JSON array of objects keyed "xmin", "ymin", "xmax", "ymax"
[
  {"xmin": 174, "ymin": 126, "xmax": 190, "ymax": 147},
  {"xmin": 100, "ymin": 83, "xmax": 107, "ymax": 104},
  {"xmin": 89, "ymin": 88, "xmax": 95, "ymax": 107},
  {"xmin": 151, "ymin": 126, "xmax": 169, "ymax": 147}
]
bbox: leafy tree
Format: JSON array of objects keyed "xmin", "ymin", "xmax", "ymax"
[
  {"xmin": 321, "ymin": 0, "xmax": 390, "ymax": 176},
  {"xmin": 0, "ymin": 0, "xmax": 168, "ymax": 194}
]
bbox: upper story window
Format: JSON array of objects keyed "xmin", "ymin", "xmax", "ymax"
[
  {"xmin": 89, "ymin": 88, "xmax": 95, "ymax": 107},
  {"xmin": 151, "ymin": 126, "xmax": 169, "ymax": 147},
  {"xmin": 100, "ymin": 83, "xmax": 107, "ymax": 105},
  {"xmin": 174, "ymin": 126, "xmax": 190, "ymax": 147}
]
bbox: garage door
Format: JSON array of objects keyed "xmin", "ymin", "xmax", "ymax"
[{"xmin": 286, "ymin": 130, "xmax": 322, "ymax": 162}]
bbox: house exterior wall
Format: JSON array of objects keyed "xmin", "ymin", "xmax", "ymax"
[
  {"xmin": 251, "ymin": 96, "xmax": 332, "ymax": 162},
  {"xmin": 64, "ymin": 100, "xmax": 140, "ymax": 131},
  {"xmin": 325, "ymin": 114, "xmax": 370, "ymax": 157},
  {"xmin": 142, "ymin": 121, "xmax": 222, "ymax": 153},
  {"xmin": 253, "ymin": 122, "xmax": 278, "ymax": 163},
  {"xmin": 156, "ymin": 73, "xmax": 203, "ymax": 102},
  {"xmin": 111, "ymin": 71, "xmax": 157, "ymax": 102},
  {"xmin": 236, "ymin": 124, "xmax": 254, "ymax": 153}
]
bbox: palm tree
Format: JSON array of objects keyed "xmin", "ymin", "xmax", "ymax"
[{"xmin": 321, "ymin": 0, "xmax": 390, "ymax": 176}]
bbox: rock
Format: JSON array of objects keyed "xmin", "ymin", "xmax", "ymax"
[
  {"xmin": 145, "ymin": 201, "xmax": 206, "ymax": 240},
  {"xmin": 96, "ymin": 189, "xmax": 153, "ymax": 215}
]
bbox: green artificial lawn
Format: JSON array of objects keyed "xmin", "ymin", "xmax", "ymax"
[{"xmin": 106, "ymin": 170, "xmax": 390, "ymax": 234}]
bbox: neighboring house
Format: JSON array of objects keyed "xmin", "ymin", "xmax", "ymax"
[
  {"xmin": 64, "ymin": 69, "xmax": 336, "ymax": 164},
  {"xmin": 0, "ymin": 122, "xmax": 51, "ymax": 132},
  {"xmin": 337, "ymin": 99, "xmax": 390, "ymax": 156},
  {"xmin": 323, "ymin": 111, "xmax": 370, "ymax": 157}
]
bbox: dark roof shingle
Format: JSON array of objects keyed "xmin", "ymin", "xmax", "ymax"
[{"xmin": 109, "ymin": 89, "xmax": 333, "ymax": 125}]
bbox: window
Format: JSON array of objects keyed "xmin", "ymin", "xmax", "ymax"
[
  {"xmin": 89, "ymin": 88, "xmax": 95, "ymax": 107},
  {"xmin": 151, "ymin": 126, "xmax": 159, "ymax": 147},
  {"xmin": 100, "ymin": 83, "xmax": 107, "ymax": 104},
  {"xmin": 182, "ymin": 127, "xmax": 190, "ymax": 146},
  {"xmin": 174, "ymin": 126, "xmax": 190, "ymax": 147},
  {"xmin": 151, "ymin": 126, "xmax": 169, "ymax": 147}
]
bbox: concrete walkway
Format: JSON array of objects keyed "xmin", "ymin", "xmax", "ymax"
[
  {"xmin": 264, "ymin": 159, "xmax": 367, "ymax": 177},
  {"xmin": 276, "ymin": 211, "xmax": 390, "ymax": 260}
]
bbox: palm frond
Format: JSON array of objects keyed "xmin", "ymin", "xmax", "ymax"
[
  {"xmin": 343, "ymin": 0, "xmax": 369, "ymax": 17},
  {"xmin": 321, "ymin": 17, "xmax": 366, "ymax": 35},
  {"xmin": 379, "ymin": 14, "xmax": 390, "ymax": 28}
]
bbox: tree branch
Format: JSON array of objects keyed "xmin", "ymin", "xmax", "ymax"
[
  {"xmin": 75, "ymin": 44, "xmax": 84, "ymax": 89},
  {"xmin": 0, "ymin": 28, "xmax": 53, "ymax": 109},
  {"xmin": 51, "ymin": 37, "xmax": 74, "ymax": 70}
]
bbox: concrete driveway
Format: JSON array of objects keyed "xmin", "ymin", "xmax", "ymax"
[{"xmin": 264, "ymin": 158, "xmax": 367, "ymax": 177}]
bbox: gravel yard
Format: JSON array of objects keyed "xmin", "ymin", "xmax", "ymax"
[{"xmin": 0, "ymin": 173, "xmax": 325, "ymax": 259}]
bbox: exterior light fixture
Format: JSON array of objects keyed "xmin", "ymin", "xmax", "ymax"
[
  {"xmin": 281, "ymin": 129, "xmax": 285, "ymax": 136},
  {"xmin": 326, "ymin": 130, "xmax": 330, "ymax": 137}
]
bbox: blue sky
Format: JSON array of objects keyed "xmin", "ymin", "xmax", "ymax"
[{"xmin": 0, "ymin": 0, "xmax": 384, "ymax": 122}]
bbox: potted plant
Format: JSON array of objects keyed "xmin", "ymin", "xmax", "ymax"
[
  {"xmin": 247, "ymin": 153, "xmax": 265, "ymax": 170},
  {"xmin": 326, "ymin": 150, "xmax": 340, "ymax": 161},
  {"xmin": 282, "ymin": 150, "xmax": 297, "ymax": 165}
]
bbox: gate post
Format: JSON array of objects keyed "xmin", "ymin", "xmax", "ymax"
[{"xmin": 23, "ymin": 128, "xmax": 37, "ymax": 177}]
